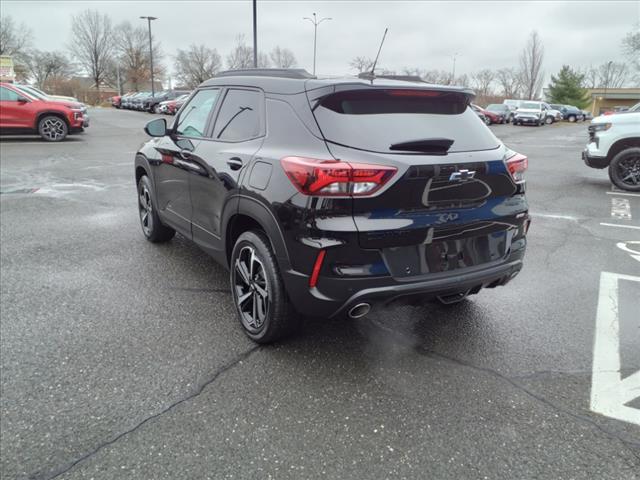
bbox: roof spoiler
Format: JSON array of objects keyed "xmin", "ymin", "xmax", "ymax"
[{"xmin": 215, "ymin": 68, "xmax": 316, "ymax": 80}]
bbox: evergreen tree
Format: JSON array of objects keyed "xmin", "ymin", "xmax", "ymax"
[{"xmin": 547, "ymin": 65, "xmax": 589, "ymax": 108}]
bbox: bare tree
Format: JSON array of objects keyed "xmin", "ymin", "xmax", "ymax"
[
  {"xmin": 226, "ymin": 35, "xmax": 254, "ymax": 70},
  {"xmin": 421, "ymin": 69, "xmax": 453, "ymax": 85},
  {"xmin": 27, "ymin": 50, "xmax": 74, "ymax": 89},
  {"xmin": 349, "ymin": 56, "xmax": 374, "ymax": 73},
  {"xmin": 402, "ymin": 67, "xmax": 425, "ymax": 78},
  {"xmin": 0, "ymin": 15, "xmax": 32, "ymax": 60},
  {"xmin": 471, "ymin": 69, "xmax": 495, "ymax": 97},
  {"xmin": 455, "ymin": 73, "xmax": 469, "ymax": 87},
  {"xmin": 0, "ymin": 15, "xmax": 33, "ymax": 81},
  {"xmin": 270, "ymin": 46, "xmax": 296, "ymax": 68},
  {"xmin": 583, "ymin": 65, "xmax": 599, "ymax": 89},
  {"xmin": 257, "ymin": 52, "xmax": 270, "ymax": 68},
  {"xmin": 174, "ymin": 44, "xmax": 222, "ymax": 88},
  {"xmin": 496, "ymin": 67, "xmax": 522, "ymax": 98},
  {"xmin": 114, "ymin": 21, "xmax": 163, "ymax": 91},
  {"xmin": 622, "ymin": 25, "xmax": 640, "ymax": 83},
  {"xmin": 584, "ymin": 62, "xmax": 628, "ymax": 89},
  {"xmin": 68, "ymin": 9, "xmax": 114, "ymax": 94},
  {"xmin": 597, "ymin": 62, "xmax": 627, "ymax": 89},
  {"xmin": 519, "ymin": 30, "xmax": 544, "ymax": 99}
]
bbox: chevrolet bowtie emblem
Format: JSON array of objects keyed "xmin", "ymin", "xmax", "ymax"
[{"xmin": 449, "ymin": 169, "xmax": 476, "ymax": 182}]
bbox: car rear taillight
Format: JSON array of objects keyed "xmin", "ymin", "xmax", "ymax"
[
  {"xmin": 505, "ymin": 152, "xmax": 528, "ymax": 183},
  {"xmin": 280, "ymin": 156, "xmax": 396, "ymax": 196}
]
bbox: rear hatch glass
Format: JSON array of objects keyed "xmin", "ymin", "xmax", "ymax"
[{"xmin": 311, "ymin": 89, "xmax": 500, "ymax": 154}]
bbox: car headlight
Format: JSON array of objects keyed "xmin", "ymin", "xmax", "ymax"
[{"xmin": 591, "ymin": 123, "xmax": 612, "ymax": 132}]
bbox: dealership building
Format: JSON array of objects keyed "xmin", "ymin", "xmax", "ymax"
[{"xmin": 586, "ymin": 88, "xmax": 640, "ymax": 115}]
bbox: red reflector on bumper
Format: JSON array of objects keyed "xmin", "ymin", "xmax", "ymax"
[{"xmin": 309, "ymin": 249, "xmax": 326, "ymax": 288}]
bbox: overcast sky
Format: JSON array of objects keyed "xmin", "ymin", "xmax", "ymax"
[{"xmin": 3, "ymin": 0, "xmax": 638, "ymax": 80}]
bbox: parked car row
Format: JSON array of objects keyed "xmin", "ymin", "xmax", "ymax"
[
  {"xmin": 112, "ymin": 89, "xmax": 191, "ymax": 114},
  {"xmin": 0, "ymin": 82, "xmax": 89, "ymax": 142}
]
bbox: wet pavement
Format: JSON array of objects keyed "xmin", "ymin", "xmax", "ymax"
[{"xmin": 1, "ymin": 109, "xmax": 639, "ymax": 479}]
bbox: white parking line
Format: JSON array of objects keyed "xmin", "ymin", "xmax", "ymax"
[
  {"xmin": 599, "ymin": 223, "xmax": 640, "ymax": 230},
  {"xmin": 529, "ymin": 212, "xmax": 580, "ymax": 221},
  {"xmin": 591, "ymin": 272, "xmax": 640, "ymax": 426},
  {"xmin": 606, "ymin": 191, "xmax": 640, "ymax": 198}
]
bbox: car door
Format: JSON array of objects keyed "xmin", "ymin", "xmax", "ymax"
[
  {"xmin": 186, "ymin": 88, "xmax": 265, "ymax": 254},
  {"xmin": 0, "ymin": 86, "xmax": 33, "ymax": 128},
  {"xmin": 152, "ymin": 88, "xmax": 221, "ymax": 236}
]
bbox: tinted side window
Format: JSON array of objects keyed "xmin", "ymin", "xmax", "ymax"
[
  {"xmin": 175, "ymin": 89, "xmax": 220, "ymax": 138},
  {"xmin": 212, "ymin": 89, "xmax": 262, "ymax": 142},
  {"xmin": 0, "ymin": 87, "xmax": 21, "ymax": 101}
]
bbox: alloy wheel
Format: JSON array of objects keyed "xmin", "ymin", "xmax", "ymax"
[
  {"xmin": 233, "ymin": 246, "xmax": 269, "ymax": 332},
  {"xmin": 41, "ymin": 118, "xmax": 66, "ymax": 141},
  {"xmin": 617, "ymin": 155, "xmax": 640, "ymax": 187},
  {"xmin": 138, "ymin": 184, "xmax": 154, "ymax": 236}
]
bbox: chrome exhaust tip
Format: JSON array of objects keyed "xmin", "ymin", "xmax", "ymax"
[{"xmin": 348, "ymin": 303, "xmax": 371, "ymax": 319}]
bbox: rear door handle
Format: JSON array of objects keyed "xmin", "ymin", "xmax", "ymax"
[{"xmin": 227, "ymin": 157, "xmax": 243, "ymax": 171}]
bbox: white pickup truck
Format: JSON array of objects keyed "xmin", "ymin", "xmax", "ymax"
[{"xmin": 582, "ymin": 103, "xmax": 640, "ymax": 191}]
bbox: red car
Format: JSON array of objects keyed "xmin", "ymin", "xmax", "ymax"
[
  {"xmin": 111, "ymin": 95, "xmax": 122, "ymax": 108},
  {"xmin": 471, "ymin": 104, "xmax": 502, "ymax": 125},
  {"xmin": 0, "ymin": 82, "xmax": 86, "ymax": 141}
]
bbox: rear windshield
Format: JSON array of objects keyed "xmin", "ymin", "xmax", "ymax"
[{"xmin": 312, "ymin": 89, "xmax": 499, "ymax": 154}]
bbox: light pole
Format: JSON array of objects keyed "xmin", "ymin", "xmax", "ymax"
[
  {"xmin": 253, "ymin": 0, "xmax": 257, "ymax": 68},
  {"xmin": 140, "ymin": 16, "xmax": 157, "ymax": 96},
  {"xmin": 451, "ymin": 52, "xmax": 460, "ymax": 84},
  {"xmin": 303, "ymin": 13, "xmax": 331, "ymax": 75},
  {"xmin": 603, "ymin": 60, "xmax": 613, "ymax": 111}
]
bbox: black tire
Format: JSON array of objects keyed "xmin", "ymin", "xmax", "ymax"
[
  {"xmin": 38, "ymin": 115, "xmax": 68, "ymax": 142},
  {"xmin": 484, "ymin": 116, "xmax": 491, "ymax": 126},
  {"xmin": 568, "ymin": 115, "xmax": 576, "ymax": 122},
  {"xmin": 137, "ymin": 175, "xmax": 175, "ymax": 242},
  {"xmin": 230, "ymin": 230, "xmax": 297, "ymax": 343},
  {"xmin": 545, "ymin": 116, "xmax": 553, "ymax": 125},
  {"xmin": 608, "ymin": 147, "xmax": 640, "ymax": 192}
]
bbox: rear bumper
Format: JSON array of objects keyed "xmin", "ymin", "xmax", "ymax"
[{"xmin": 282, "ymin": 246, "xmax": 526, "ymax": 318}]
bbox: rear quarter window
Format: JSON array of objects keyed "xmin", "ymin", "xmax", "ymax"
[{"xmin": 312, "ymin": 89, "xmax": 500, "ymax": 154}]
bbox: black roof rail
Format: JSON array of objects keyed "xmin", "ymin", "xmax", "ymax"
[{"xmin": 214, "ymin": 68, "xmax": 316, "ymax": 79}]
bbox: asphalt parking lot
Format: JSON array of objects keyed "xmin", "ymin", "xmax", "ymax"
[{"xmin": 1, "ymin": 109, "xmax": 639, "ymax": 479}]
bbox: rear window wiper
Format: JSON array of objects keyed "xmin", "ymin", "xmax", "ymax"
[{"xmin": 389, "ymin": 138, "xmax": 454, "ymax": 154}]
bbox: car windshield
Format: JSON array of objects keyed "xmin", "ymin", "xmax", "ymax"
[
  {"xmin": 15, "ymin": 85, "xmax": 49, "ymax": 100},
  {"xmin": 520, "ymin": 102, "xmax": 539, "ymax": 109},
  {"xmin": 486, "ymin": 104, "xmax": 505, "ymax": 111}
]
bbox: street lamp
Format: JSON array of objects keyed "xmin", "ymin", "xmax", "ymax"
[
  {"xmin": 303, "ymin": 13, "xmax": 331, "ymax": 75},
  {"xmin": 451, "ymin": 52, "xmax": 460, "ymax": 84},
  {"xmin": 140, "ymin": 16, "xmax": 158, "ymax": 96}
]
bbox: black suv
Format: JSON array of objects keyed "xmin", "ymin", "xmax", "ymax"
[
  {"xmin": 143, "ymin": 90, "xmax": 191, "ymax": 113},
  {"xmin": 135, "ymin": 69, "xmax": 529, "ymax": 343}
]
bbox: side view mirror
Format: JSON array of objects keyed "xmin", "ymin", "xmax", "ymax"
[
  {"xmin": 17, "ymin": 95, "xmax": 29, "ymax": 103},
  {"xmin": 144, "ymin": 118, "xmax": 167, "ymax": 137}
]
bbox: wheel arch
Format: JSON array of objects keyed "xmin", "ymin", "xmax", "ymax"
[
  {"xmin": 607, "ymin": 137, "xmax": 640, "ymax": 163},
  {"xmin": 35, "ymin": 110, "xmax": 70, "ymax": 130},
  {"xmin": 224, "ymin": 196, "xmax": 291, "ymax": 272}
]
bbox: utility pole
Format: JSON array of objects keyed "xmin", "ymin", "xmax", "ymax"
[
  {"xmin": 253, "ymin": 0, "xmax": 258, "ymax": 68},
  {"xmin": 451, "ymin": 52, "xmax": 460, "ymax": 84},
  {"xmin": 140, "ymin": 16, "xmax": 157, "ymax": 95},
  {"xmin": 303, "ymin": 13, "xmax": 332, "ymax": 75}
]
